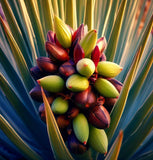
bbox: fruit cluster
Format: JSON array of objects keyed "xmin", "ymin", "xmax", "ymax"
[{"xmin": 29, "ymin": 16, "xmax": 123, "ymax": 155}]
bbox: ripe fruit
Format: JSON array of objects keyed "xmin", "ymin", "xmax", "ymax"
[
  {"xmin": 76, "ymin": 58, "xmax": 95, "ymax": 78},
  {"xmin": 74, "ymin": 86, "xmax": 97, "ymax": 109},
  {"xmin": 87, "ymin": 104, "xmax": 110, "ymax": 129}
]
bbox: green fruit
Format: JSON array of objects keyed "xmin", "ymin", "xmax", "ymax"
[
  {"xmin": 51, "ymin": 97, "xmax": 69, "ymax": 114},
  {"xmin": 94, "ymin": 78, "xmax": 119, "ymax": 98},
  {"xmin": 66, "ymin": 74, "xmax": 89, "ymax": 92},
  {"xmin": 80, "ymin": 30, "xmax": 97, "ymax": 57},
  {"xmin": 88, "ymin": 125, "xmax": 108, "ymax": 154},
  {"xmin": 76, "ymin": 58, "xmax": 95, "ymax": 78},
  {"xmin": 37, "ymin": 75, "xmax": 65, "ymax": 93},
  {"xmin": 97, "ymin": 61, "xmax": 123, "ymax": 77},
  {"xmin": 54, "ymin": 15, "xmax": 72, "ymax": 48},
  {"xmin": 73, "ymin": 113, "xmax": 89, "ymax": 144}
]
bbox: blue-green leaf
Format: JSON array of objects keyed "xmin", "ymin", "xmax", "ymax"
[
  {"xmin": 41, "ymin": 87, "xmax": 74, "ymax": 160},
  {"xmin": 105, "ymin": 0, "xmax": 127, "ymax": 61},
  {"xmin": 105, "ymin": 130, "xmax": 123, "ymax": 160},
  {"xmin": 0, "ymin": 115, "xmax": 42, "ymax": 160}
]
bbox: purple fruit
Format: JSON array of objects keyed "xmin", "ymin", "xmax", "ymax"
[
  {"xmin": 87, "ymin": 104, "xmax": 110, "ymax": 129},
  {"xmin": 74, "ymin": 86, "xmax": 97, "ymax": 109}
]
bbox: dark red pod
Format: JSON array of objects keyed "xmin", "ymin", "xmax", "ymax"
[
  {"xmin": 30, "ymin": 66, "xmax": 46, "ymax": 80},
  {"xmin": 47, "ymin": 31, "xmax": 55, "ymax": 43},
  {"xmin": 91, "ymin": 45, "xmax": 101, "ymax": 68},
  {"xmin": 45, "ymin": 41, "xmax": 69, "ymax": 61},
  {"xmin": 87, "ymin": 104, "xmax": 110, "ymax": 129},
  {"xmin": 56, "ymin": 115, "xmax": 71, "ymax": 129},
  {"xmin": 104, "ymin": 97, "xmax": 117, "ymax": 113},
  {"xmin": 74, "ymin": 86, "xmax": 97, "ymax": 109},
  {"xmin": 66, "ymin": 106, "xmax": 80, "ymax": 119},
  {"xmin": 59, "ymin": 61, "xmax": 76, "ymax": 77},
  {"xmin": 29, "ymin": 85, "xmax": 53, "ymax": 102},
  {"xmin": 37, "ymin": 57, "xmax": 58, "ymax": 73},
  {"xmin": 68, "ymin": 132, "xmax": 88, "ymax": 154},
  {"xmin": 73, "ymin": 42, "xmax": 85, "ymax": 64},
  {"xmin": 38, "ymin": 103, "xmax": 46, "ymax": 122}
]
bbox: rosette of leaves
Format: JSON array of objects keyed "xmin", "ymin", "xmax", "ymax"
[{"xmin": 0, "ymin": 0, "xmax": 153, "ymax": 160}]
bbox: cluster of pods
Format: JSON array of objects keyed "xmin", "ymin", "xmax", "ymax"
[{"xmin": 29, "ymin": 16, "xmax": 123, "ymax": 155}]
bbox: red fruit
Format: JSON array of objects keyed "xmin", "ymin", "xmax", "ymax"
[
  {"xmin": 74, "ymin": 86, "xmax": 97, "ymax": 109},
  {"xmin": 37, "ymin": 57, "xmax": 58, "ymax": 73},
  {"xmin": 87, "ymin": 104, "xmax": 110, "ymax": 129},
  {"xmin": 91, "ymin": 46, "xmax": 101, "ymax": 67},
  {"xmin": 47, "ymin": 31, "xmax": 55, "ymax": 43},
  {"xmin": 56, "ymin": 115, "xmax": 71, "ymax": 129},
  {"xmin": 66, "ymin": 106, "xmax": 80, "ymax": 119},
  {"xmin": 59, "ymin": 61, "xmax": 76, "ymax": 77},
  {"xmin": 73, "ymin": 43, "xmax": 85, "ymax": 64},
  {"xmin": 45, "ymin": 41, "xmax": 69, "ymax": 61}
]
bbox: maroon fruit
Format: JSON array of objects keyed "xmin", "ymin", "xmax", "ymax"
[
  {"xmin": 59, "ymin": 61, "xmax": 76, "ymax": 77},
  {"xmin": 56, "ymin": 115, "xmax": 71, "ymax": 129},
  {"xmin": 74, "ymin": 86, "xmax": 97, "ymax": 109},
  {"xmin": 37, "ymin": 57, "xmax": 58, "ymax": 73},
  {"xmin": 87, "ymin": 104, "xmax": 110, "ymax": 129}
]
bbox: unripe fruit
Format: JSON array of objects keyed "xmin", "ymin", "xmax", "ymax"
[
  {"xmin": 51, "ymin": 97, "xmax": 69, "ymax": 114},
  {"xmin": 97, "ymin": 61, "xmax": 122, "ymax": 77},
  {"xmin": 76, "ymin": 58, "xmax": 95, "ymax": 78},
  {"xmin": 88, "ymin": 125, "xmax": 108, "ymax": 154},
  {"xmin": 54, "ymin": 15, "xmax": 72, "ymax": 48},
  {"xmin": 80, "ymin": 30, "xmax": 97, "ymax": 57},
  {"xmin": 73, "ymin": 113, "xmax": 89, "ymax": 144},
  {"xmin": 66, "ymin": 74, "xmax": 89, "ymax": 92},
  {"xmin": 37, "ymin": 75, "xmax": 65, "ymax": 93},
  {"xmin": 94, "ymin": 78, "xmax": 119, "ymax": 98}
]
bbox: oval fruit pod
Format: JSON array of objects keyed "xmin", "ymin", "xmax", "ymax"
[
  {"xmin": 45, "ymin": 41, "xmax": 69, "ymax": 61},
  {"xmin": 37, "ymin": 75, "xmax": 65, "ymax": 93},
  {"xmin": 74, "ymin": 86, "xmax": 97, "ymax": 109},
  {"xmin": 59, "ymin": 61, "xmax": 76, "ymax": 77},
  {"xmin": 87, "ymin": 104, "xmax": 110, "ymax": 129},
  {"xmin": 80, "ymin": 30, "xmax": 97, "ymax": 57},
  {"xmin": 37, "ymin": 57, "xmax": 58, "ymax": 73},
  {"xmin": 88, "ymin": 125, "xmax": 108, "ymax": 154},
  {"xmin": 97, "ymin": 61, "xmax": 123, "ymax": 77},
  {"xmin": 76, "ymin": 58, "xmax": 95, "ymax": 78},
  {"xmin": 66, "ymin": 74, "xmax": 89, "ymax": 92},
  {"xmin": 54, "ymin": 15, "xmax": 72, "ymax": 48},
  {"xmin": 73, "ymin": 113, "xmax": 89, "ymax": 144},
  {"xmin": 68, "ymin": 132, "xmax": 88, "ymax": 154},
  {"xmin": 51, "ymin": 97, "xmax": 69, "ymax": 114},
  {"xmin": 94, "ymin": 78, "xmax": 119, "ymax": 98}
]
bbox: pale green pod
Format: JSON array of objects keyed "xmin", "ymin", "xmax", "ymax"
[
  {"xmin": 73, "ymin": 113, "xmax": 89, "ymax": 144},
  {"xmin": 76, "ymin": 58, "xmax": 95, "ymax": 78},
  {"xmin": 51, "ymin": 97, "xmax": 69, "ymax": 114},
  {"xmin": 79, "ymin": 30, "xmax": 97, "ymax": 57},
  {"xmin": 97, "ymin": 61, "xmax": 123, "ymax": 77},
  {"xmin": 54, "ymin": 15, "xmax": 72, "ymax": 48},
  {"xmin": 88, "ymin": 125, "xmax": 108, "ymax": 154},
  {"xmin": 37, "ymin": 75, "xmax": 64, "ymax": 93},
  {"xmin": 66, "ymin": 74, "xmax": 89, "ymax": 92},
  {"xmin": 94, "ymin": 78, "xmax": 119, "ymax": 98}
]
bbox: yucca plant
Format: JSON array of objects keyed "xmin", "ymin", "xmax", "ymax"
[{"xmin": 0, "ymin": 0, "xmax": 153, "ymax": 160}]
